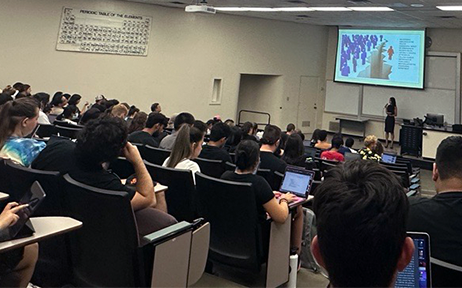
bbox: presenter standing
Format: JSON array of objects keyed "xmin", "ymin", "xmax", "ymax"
[{"xmin": 384, "ymin": 97, "xmax": 397, "ymax": 149}]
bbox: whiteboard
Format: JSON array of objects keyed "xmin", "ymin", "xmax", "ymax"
[
  {"xmin": 324, "ymin": 80, "xmax": 360, "ymax": 116},
  {"xmin": 362, "ymin": 86, "xmax": 455, "ymax": 124},
  {"xmin": 361, "ymin": 54, "xmax": 458, "ymax": 124}
]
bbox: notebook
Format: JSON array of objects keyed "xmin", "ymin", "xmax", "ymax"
[
  {"xmin": 382, "ymin": 152, "xmax": 397, "ymax": 164},
  {"xmin": 278, "ymin": 165, "xmax": 314, "ymax": 207},
  {"xmin": 395, "ymin": 232, "xmax": 432, "ymax": 288}
]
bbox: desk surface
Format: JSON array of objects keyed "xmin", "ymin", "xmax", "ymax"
[
  {"xmin": 0, "ymin": 216, "xmax": 82, "ymax": 253},
  {"xmin": 0, "ymin": 192, "xmax": 8, "ymax": 201}
]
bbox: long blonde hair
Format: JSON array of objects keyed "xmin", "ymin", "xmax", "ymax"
[{"xmin": 167, "ymin": 125, "xmax": 203, "ymax": 168}]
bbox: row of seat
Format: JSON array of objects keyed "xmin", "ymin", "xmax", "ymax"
[{"xmin": 0, "ymin": 159, "xmax": 210, "ymax": 287}]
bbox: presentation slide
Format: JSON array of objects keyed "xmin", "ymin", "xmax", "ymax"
[{"xmin": 334, "ymin": 29, "xmax": 425, "ymax": 89}]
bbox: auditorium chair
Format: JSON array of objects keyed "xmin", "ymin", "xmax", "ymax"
[
  {"xmin": 195, "ymin": 172, "xmax": 291, "ymax": 287},
  {"xmin": 141, "ymin": 145, "xmax": 171, "ymax": 165},
  {"xmin": 144, "ymin": 161, "xmax": 197, "ymax": 222},
  {"xmin": 194, "ymin": 157, "xmax": 225, "ymax": 178}
]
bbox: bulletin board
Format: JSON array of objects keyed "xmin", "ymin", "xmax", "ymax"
[{"xmin": 56, "ymin": 7, "xmax": 151, "ymax": 56}]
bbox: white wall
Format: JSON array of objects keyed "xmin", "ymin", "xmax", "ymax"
[
  {"xmin": 321, "ymin": 27, "xmax": 462, "ymax": 140},
  {"xmin": 0, "ymin": 0, "xmax": 328, "ymax": 128}
]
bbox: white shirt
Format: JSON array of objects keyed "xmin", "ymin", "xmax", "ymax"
[
  {"xmin": 162, "ymin": 157, "xmax": 201, "ymax": 184},
  {"xmin": 38, "ymin": 111, "xmax": 51, "ymax": 125}
]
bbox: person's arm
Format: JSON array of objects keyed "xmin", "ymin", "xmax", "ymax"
[
  {"xmin": 80, "ymin": 102, "xmax": 89, "ymax": 115},
  {"xmin": 395, "ymin": 107, "xmax": 398, "ymax": 117},
  {"xmin": 263, "ymin": 193, "xmax": 296, "ymax": 223},
  {"xmin": 123, "ymin": 143, "xmax": 155, "ymax": 211}
]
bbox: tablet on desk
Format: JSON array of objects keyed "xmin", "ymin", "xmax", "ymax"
[{"xmin": 7, "ymin": 181, "xmax": 46, "ymax": 240}]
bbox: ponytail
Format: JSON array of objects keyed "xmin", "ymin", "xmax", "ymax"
[
  {"xmin": 234, "ymin": 140, "xmax": 260, "ymax": 171},
  {"xmin": 167, "ymin": 125, "xmax": 204, "ymax": 168},
  {"xmin": 0, "ymin": 98, "xmax": 39, "ymax": 148}
]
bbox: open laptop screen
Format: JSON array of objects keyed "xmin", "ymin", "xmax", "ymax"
[
  {"xmin": 279, "ymin": 166, "xmax": 314, "ymax": 198},
  {"xmin": 382, "ymin": 153, "xmax": 397, "ymax": 164},
  {"xmin": 395, "ymin": 232, "xmax": 431, "ymax": 288}
]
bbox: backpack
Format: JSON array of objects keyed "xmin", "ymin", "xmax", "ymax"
[{"xmin": 300, "ymin": 207, "xmax": 321, "ymax": 272}]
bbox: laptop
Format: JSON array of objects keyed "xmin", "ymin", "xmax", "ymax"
[
  {"xmin": 382, "ymin": 152, "xmax": 397, "ymax": 164},
  {"xmin": 7, "ymin": 181, "xmax": 46, "ymax": 240},
  {"xmin": 278, "ymin": 165, "xmax": 315, "ymax": 207},
  {"xmin": 395, "ymin": 232, "xmax": 432, "ymax": 288}
]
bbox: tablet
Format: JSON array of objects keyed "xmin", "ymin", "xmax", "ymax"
[
  {"xmin": 395, "ymin": 232, "xmax": 431, "ymax": 288},
  {"xmin": 8, "ymin": 181, "xmax": 46, "ymax": 239}
]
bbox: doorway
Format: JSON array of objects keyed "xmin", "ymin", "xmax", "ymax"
[{"xmin": 297, "ymin": 76, "xmax": 320, "ymax": 134}]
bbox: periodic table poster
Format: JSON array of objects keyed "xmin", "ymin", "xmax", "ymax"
[{"xmin": 56, "ymin": 7, "xmax": 151, "ymax": 56}]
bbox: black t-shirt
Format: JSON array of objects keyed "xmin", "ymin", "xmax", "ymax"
[
  {"xmin": 128, "ymin": 131, "xmax": 159, "ymax": 147},
  {"xmin": 221, "ymin": 171, "xmax": 274, "ymax": 222},
  {"xmin": 282, "ymin": 155, "xmax": 309, "ymax": 168},
  {"xmin": 259, "ymin": 151, "xmax": 287, "ymax": 174},
  {"xmin": 199, "ymin": 145, "xmax": 232, "ymax": 163},
  {"xmin": 32, "ymin": 139, "xmax": 135, "ymax": 198},
  {"xmin": 407, "ymin": 192, "xmax": 462, "ymax": 268}
]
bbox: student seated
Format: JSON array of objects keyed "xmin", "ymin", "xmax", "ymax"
[
  {"xmin": 241, "ymin": 121, "xmax": 258, "ymax": 142},
  {"xmin": 162, "ymin": 125, "xmax": 203, "ymax": 183},
  {"xmin": 159, "ymin": 112, "xmax": 195, "ymax": 150},
  {"xmin": 286, "ymin": 123, "xmax": 296, "ymax": 135},
  {"xmin": 56, "ymin": 105, "xmax": 79, "ymax": 126},
  {"xmin": 314, "ymin": 130, "xmax": 331, "ymax": 150},
  {"xmin": 151, "ymin": 102, "xmax": 161, "ymax": 113},
  {"xmin": 199, "ymin": 122, "xmax": 232, "ymax": 163},
  {"xmin": 32, "ymin": 117, "xmax": 176, "ymax": 235},
  {"xmin": 0, "ymin": 202, "xmax": 38, "ymax": 288},
  {"xmin": 309, "ymin": 129, "xmax": 321, "ymax": 147},
  {"xmin": 49, "ymin": 92, "xmax": 67, "ymax": 116},
  {"xmin": 110, "ymin": 103, "xmax": 129, "ymax": 119},
  {"xmin": 0, "ymin": 98, "xmax": 46, "ymax": 166},
  {"xmin": 127, "ymin": 112, "xmax": 147, "ymax": 134},
  {"xmin": 32, "ymin": 93, "xmax": 51, "ymax": 125},
  {"xmin": 407, "ymin": 136, "xmax": 462, "ymax": 287},
  {"xmin": 311, "ymin": 160, "xmax": 414, "ymax": 287},
  {"xmin": 221, "ymin": 140, "xmax": 303, "ymax": 256},
  {"xmin": 281, "ymin": 134, "xmax": 309, "ymax": 167},
  {"xmin": 224, "ymin": 126, "xmax": 243, "ymax": 153},
  {"xmin": 259, "ymin": 125, "xmax": 287, "ymax": 174},
  {"xmin": 128, "ymin": 112, "xmax": 168, "ymax": 148},
  {"xmin": 359, "ymin": 135, "xmax": 381, "ymax": 161},
  {"xmin": 320, "ymin": 137, "xmax": 345, "ymax": 162},
  {"xmin": 338, "ymin": 136, "xmax": 357, "ymax": 154}
]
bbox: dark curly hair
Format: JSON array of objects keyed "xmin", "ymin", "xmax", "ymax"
[{"xmin": 75, "ymin": 116, "xmax": 128, "ymax": 169}]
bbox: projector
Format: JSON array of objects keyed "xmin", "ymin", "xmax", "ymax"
[{"xmin": 185, "ymin": 5, "xmax": 216, "ymax": 14}]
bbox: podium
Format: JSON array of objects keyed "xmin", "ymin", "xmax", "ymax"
[{"xmin": 400, "ymin": 125, "xmax": 422, "ymax": 157}]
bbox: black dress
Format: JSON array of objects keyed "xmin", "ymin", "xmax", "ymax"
[{"xmin": 385, "ymin": 105, "xmax": 395, "ymax": 133}]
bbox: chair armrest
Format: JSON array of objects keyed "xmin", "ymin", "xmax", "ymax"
[{"xmin": 142, "ymin": 221, "xmax": 192, "ymax": 245}]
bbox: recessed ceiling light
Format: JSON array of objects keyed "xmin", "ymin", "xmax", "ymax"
[
  {"xmin": 410, "ymin": 4, "xmax": 424, "ymax": 7},
  {"xmin": 274, "ymin": 7, "xmax": 315, "ymax": 12},
  {"xmin": 312, "ymin": 7, "xmax": 352, "ymax": 11},
  {"xmin": 436, "ymin": 6, "xmax": 462, "ymax": 11},
  {"xmin": 215, "ymin": 7, "xmax": 249, "ymax": 11},
  {"xmin": 215, "ymin": 7, "xmax": 277, "ymax": 12},
  {"xmin": 348, "ymin": 7, "xmax": 394, "ymax": 11}
]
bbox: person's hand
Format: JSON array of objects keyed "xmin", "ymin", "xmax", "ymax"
[
  {"xmin": 273, "ymin": 191, "xmax": 282, "ymax": 198},
  {"xmin": 123, "ymin": 142, "xmax": 143, "ymax": 165},
  {"xmin": 0, "ymin": 202, "xmax": 29, "ymax": 230},
  {"xmin": 279, "ymin": 193, "xmax": 296, "ymax": 203},
  {"xmin": 84, "ymin": 102, "xmax": 89, "ymax": 107}
]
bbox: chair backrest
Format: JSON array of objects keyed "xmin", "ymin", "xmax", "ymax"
[
  {"xmin": 109, "ymin": 157, "xmax": 135, "ymax": 179},
  {"xmin": 431, "ymin": 258, "xmax": 462, "ymax": 287},
  {"xmin": 256, "ymin": 169, "xmax": 284, "ymax": 191},
  {"xmin": 228, "ymin": 152, "xmax": 236, "ymax": 163},
  {"xmin": 1, "ymin": 160, "xmax": 62, "ymax": 216},
  {"xmin": 141, "ymin": 145, "xmax": 171, "ymax": 165},
  {"xmin": 225, "ymin": 161, "xmax": 236, "ymax": 172},
  {"xmin": 195, "ymin": 172, "xmax": 262, "ymax": 272},
  {"xmin": 55, "ymin": 125, "xmax": 82, "ymax": 139},
  {"xmin": 344, "ymin": 152, "xmax": 361, "ymax": 161},
  {"xmin": 193, "ymin": 158, "xmax": 225, "ymax": 178},
  {"xmin": 62, "ymin": 174, "xmax": 141, "ymax": 287},
  {"xmin": 144, "ymin": 161, "xmax": 197, "ymax": 222},
  {"xmin": 36, "ymin": 124, "xmax": 58, "ymax": 138}
]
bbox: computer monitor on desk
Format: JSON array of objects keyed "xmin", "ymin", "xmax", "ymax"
[{"xmin": 425, "ymin": 113, "xmax": 444, "ymax": 127}]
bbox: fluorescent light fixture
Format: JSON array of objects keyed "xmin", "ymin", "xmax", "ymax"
[
  {"xmin": 436, "ymin": 6, "xmax": 462, "ymax": 11},
  {"xmin": 349, "ymin": 7, "xmax": 394, "ymax": 11},
  {"xmin": 215, "ymin": 7, "xmax": 276, "ymax": 12},
  {"xmin": 312, "ymin": 7, "xmax": 352, "ymax": 11},
  {"xmin": 273, "ymin": 7, "xmax": 315, "ymax": 12}
]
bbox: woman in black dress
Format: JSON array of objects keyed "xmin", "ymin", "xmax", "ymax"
[{"xmin": 385, "ymin": 97, "xmax": 397, "ymax": 148}]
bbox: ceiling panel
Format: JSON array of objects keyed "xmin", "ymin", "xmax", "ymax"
[{"xmin": 122, "ymin": 0, "xmax": 462, "ymax": 28}]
